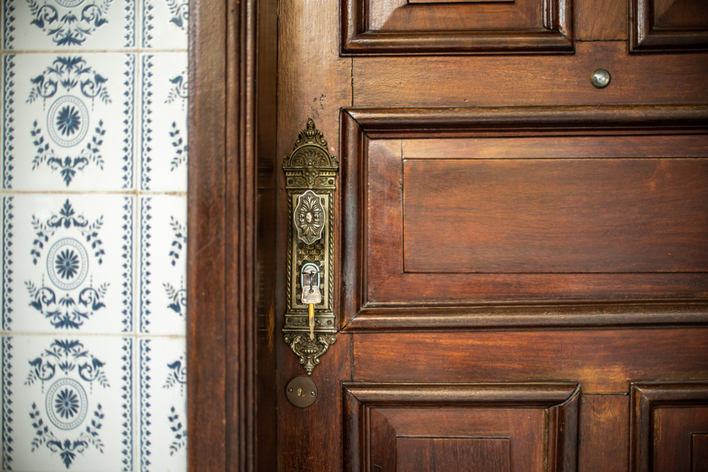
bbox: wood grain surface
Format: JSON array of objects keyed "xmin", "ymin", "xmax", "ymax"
[
  {"xmin": 354, "ymin": 330, "xmax": 708, "ymax": 393},
  {"xmin": 403, "ymin": 158, "xmax": 708, "ymax": 273}
]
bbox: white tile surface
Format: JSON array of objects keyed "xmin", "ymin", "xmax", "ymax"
[
  {"xmin": 2, "ymin": 195, "xmax": 135, "ymax": 333},
  {"xmin": 139, "ymin": 196, "xmax": 186, "ymax": 335},
  {"xmin": 139, "ymin": 53, "xmax": 187, "ymax": 192},
  {"xmin": 3, "ymin": 54, "xmax": 137, "ymax": 191},
  {"xmin": 140, "ymin": 0, "xmax": 188, "ymax": 49},
  {"xmin": 3, "ymin": 0, "xmax": 137, "ymax": 50}
]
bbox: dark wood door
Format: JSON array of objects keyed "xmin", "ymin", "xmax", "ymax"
[{"xmin": 269, "ymin": 0, "xmax": 708, "ymax": 470}]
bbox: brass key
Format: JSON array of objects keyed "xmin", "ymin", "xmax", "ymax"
[{"xmin": 301, "ymin": 263, "xmax": 322, "ymax": 340}]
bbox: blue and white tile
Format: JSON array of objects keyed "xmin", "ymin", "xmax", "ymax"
[
  {"xmin": 1, "ymin": 335, "xmax": 135, "ymax": 471},
  {"xmin": 2, "ymin": 195, "xmax": 135, "ymax": 333},
  {"xmin": 140, "ymin": 0, "xmax": 188, "ymax": 49},
  {"xmin": 139, "ymin": 53, "xmax": 187, "ymax": 192},
  {"xmin": 2, "ymin": 53, "xmax": 136, "ymax": 191},
  {"xmin": 139, "ymin": 196, "xmax": 186, "ymax": 335},
  {"xmin": 2, "ymin": 0, "xmax": 137, "ymax": 50},
  {"xmin": 139, "ymin": 337, "xmax": 186, "ymax": 472}
]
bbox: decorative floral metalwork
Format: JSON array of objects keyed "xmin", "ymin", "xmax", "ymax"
[
  {"xmin": 283, "ymin": 333, "xmax": 337, "ymax": 376},
  {"xmin": 294, "ymin": 189, "xmax": 325, "ymax": 245},
  {"xmin": 282, "ymin": 119, "xmax": 338, "ymax": 375}
]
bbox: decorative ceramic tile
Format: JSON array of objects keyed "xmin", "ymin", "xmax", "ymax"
[
  {"xmin": 2, "ymin": 195, "xmax": 135, "ymax": 333},
  {"xmin": 1, "ymin": 335, "xmax": 134, "ymax": 471},
  {"xmin": 140, "ymin": 0, "xmax": 187, "ymax": 49},
  {"xmin": 139, "ymin": 53, "xmax": 188, "ymax": 192},
  {"xmin": 2, "ymin": 0, "xmax": 136, "ymax": 50},
  {"xmin": 138, "ymin": 337, "xmax": 186, "ymax": 472},
  {"xmin": 2, "ymin": 54, "xmax": 136, "ymax": 191},
  {"xmin": 139, "ymin": 196, "xmax": 185, "ymax": 335}
]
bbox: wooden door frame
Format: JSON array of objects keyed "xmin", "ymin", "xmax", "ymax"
[{"xmin": 187, "ymin": 0, "xmax": 262, "ymax": 470}]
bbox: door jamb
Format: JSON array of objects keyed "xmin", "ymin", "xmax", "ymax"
[{"xmin": 187, "ymin": 0, "xmax": 260, "ymax": 470}]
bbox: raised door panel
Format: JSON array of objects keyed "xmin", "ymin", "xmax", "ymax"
[
  {"xmin": 340, "ymin": 108, "xmax": 708, "ymax": 329},
  {"xmin": 630, "ymin": 382, "xmax": 708, "ymax": 471},
  {"xmin": 630, "ymin": 0, "xmax": 708, "ymax": 51},
  {"xmin": 342, "ymin": 0, "xmax": 572, "ymax": 54},
  {"xmin": 343, "ymin": 383, "xmax": 579, "ymax": 472}
]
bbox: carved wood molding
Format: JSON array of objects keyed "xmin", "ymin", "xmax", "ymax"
[
  {"xmin": 346, "ymin": 106, "xmax": 708, "ymax": 138},
  {"xmin": 341, "ymin": 0, "xmax": 573, "ymax": 55},
  {"xmin": 630, "ymin": 382, "xmax": 708, "ymax": 472},
  {"xmin": 343, "ymin": 382, "xmax": 580, "ymax": 472},
  {"xmin": 630, "ymin": 0, "xmax": 708, "ymax": 52}
]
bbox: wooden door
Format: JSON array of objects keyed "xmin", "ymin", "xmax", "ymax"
[{"xmin": 265, "ymin": 0, "xmax": 708, "ymax": 471}]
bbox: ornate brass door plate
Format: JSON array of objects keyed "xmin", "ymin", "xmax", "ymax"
[{"xmin": 283, "ymin": 119, "xmax": 339, "ymax": 375}]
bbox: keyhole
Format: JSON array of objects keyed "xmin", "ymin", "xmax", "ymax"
[
  {"xmin": 308, "ymin": 270, "xmax": 316, "ymax": 293},
  {"xmin": 297, "ymin": 388, "xmax": 305, "ymax": 397}
]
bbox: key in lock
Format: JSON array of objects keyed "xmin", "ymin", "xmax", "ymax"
[{"xmin": 301, "ymin": 263, "xmax": 321, "ymax": 340}]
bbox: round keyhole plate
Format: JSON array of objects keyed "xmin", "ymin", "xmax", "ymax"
[{"xmin": 286, "ymin": 376, "xmax": 318, "ymax": 408}]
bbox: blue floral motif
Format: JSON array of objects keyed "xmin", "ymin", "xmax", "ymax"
[
  {"xmin": 27, "ymin": 0, "xmax": 114, "ymax": 47},
  {"xmin": 168, "ymin": 216, "xmax": 186, "ymax": 267},
  {"xmin": 55, "ymin": 248, "xmax": 80, "ymax": 279},
  {"xmin": 167, "ymin": 406, "xmax": 187, "ymax": 456},
  {"xmin": 30, "ymin": 199, "xmax": 104, "ymax": 266},
  {"xmin": 164, "ymin": 355, "xmax": 187, "ymax": 455},
  {"xmin": 163, "ymin": 282, "xmax": 186, "ymax": 316},
  {"xmin": 55, "ymin": 388, "xmax": 80, "ymax": 419},
  {"xmin": 56, "ymin": 105, "xmax": 81, "ymax": 137},
  {"xmin": 25, "ymin": 281, "xmax": 109, "ymax": 329},
  {"xmin": 30, "ymin": 402, "xmax": 104, "ymax": 468},
  {"xmin": 168, "ymin": 121, "xmax": 187, "ymax": 171},
  {"xmin": 165, "ymin": 73, "xmax": 187, "ymax": 107},
  {"xmin": 163, "ymin": 356, "xmax": 186, "ymax": 391},
  {"xmin": 27, "ymin": 57, "xmax": 111, "ymax": 106},
  {"xmin": 25, "ymin": 340, "xmax": 110, "ymax": 389},
  {"xmin": 165, "ymin": 0, "xmax": 188, "ymax": 31},
  {"xmin": 31, "ymin": 118, "xmax": 106, "ymax": 186}
]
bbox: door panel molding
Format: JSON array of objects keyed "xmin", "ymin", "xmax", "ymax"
[
  {"xmin": 343, "ymin": 382, "xmax": 580, "ymax": 472},
  {"xmin": 630, "ymin": 382, "xmax": 708, "ymax": 471},
  {"xmin": 341, "ymin": 0, "xmax": 573, "ymax": 55},
  {"xmin": 630, "ymin": 0, "xmax": 708, "ymax": 52},
  {"xmin": 340, "ymin": 107, "xmax": 708, "ymax": 330}
]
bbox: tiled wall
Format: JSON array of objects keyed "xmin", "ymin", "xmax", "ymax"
[{"xmin": 0, "ymin": 0, "xmax": 188, "ymax": 470}]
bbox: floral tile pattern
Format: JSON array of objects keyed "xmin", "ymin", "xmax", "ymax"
[
  {"xmin": 139, "ymin": 53, "xmax": 188, "ymax": 192},
  {"xmin": 3, "ymin": 54, "xmax": 136, "ymax": 191},
  {"xmin": 139, "ymin": 338, "xmax": 186, "ymax": 472},
  {"xmin": 2, "ymin": 0, "xmax": 136, "ymax": 50},
  {"xmin": 141, "ymin": 0, "xmax": 188, "ymax": 49},
  {"xmin": 3, "ymin": 195, "xmax": 135, "ymax": 333},
  {"xmin": 1, "ymin": 335, "xmax": 134, "ymax": 471},
  {"xmin": 2, "ymin": 0, "xmax": 188, "ymax": 469},
  {"xmin": 139, "ymin": 196, "xmax": 186, "ymax": 335}
]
